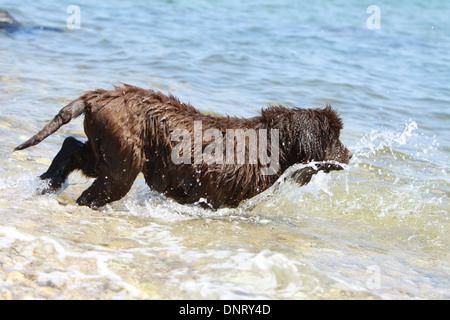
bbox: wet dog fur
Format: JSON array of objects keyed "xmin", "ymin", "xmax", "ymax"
[{"xmin": 15, "ymin": 84, "xmax": 352, "ymax": 209}]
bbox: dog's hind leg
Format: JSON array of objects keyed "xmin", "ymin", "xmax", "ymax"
[{"xmin": 40, "ymin": 137, "xmax": 97, "ymax": 193}]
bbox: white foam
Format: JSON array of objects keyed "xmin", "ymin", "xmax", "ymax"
[
  {"xmin": 176, "ymin": 248, "xmax": 322, "ymax": 299},
  {"xmin": 0, "ymin": 225, "xmax": 35, "ymax": 248}
]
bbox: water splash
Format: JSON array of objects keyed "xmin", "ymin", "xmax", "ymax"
[
  {"xmin": 352, "ymin": 120, "xmax": 419, "ymax": 160},
  {"xmin": 351, "ymin": 120, "xmax": 441, "ymax": 169},
  {"xmin": 242, "ymin": 119, "xmax": 448, "ymax": 224},
  {"xmin": 346, "ymin": 120, "xmax": 448, "ymax": 217}
]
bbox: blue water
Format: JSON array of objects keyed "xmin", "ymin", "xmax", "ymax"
[{"xmin": 0, "ymin": 0, "xmax": 448, "ymax": 299}]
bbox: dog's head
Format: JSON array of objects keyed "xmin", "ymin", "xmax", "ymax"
[
  {"xmin": 322, "ymin": 106, "xmax": 352, "ymax": 165},
  {"xmin": 290, "ymin": 105, "xmax": 352, "ymax": 169}
]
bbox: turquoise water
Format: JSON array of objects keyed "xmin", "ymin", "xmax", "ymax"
[{"xmin": 0, "ymin": 0, "xmax": 448, "ymax": 299}]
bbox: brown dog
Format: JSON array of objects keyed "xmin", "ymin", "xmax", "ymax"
[{"xmin": 15, "ymin": 84, "xmax": 352, "ymax": 209}]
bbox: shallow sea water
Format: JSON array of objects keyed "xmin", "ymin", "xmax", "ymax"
[{"xmin": 0, "ymin": 0, "xmax": 449, "ymax": 299}]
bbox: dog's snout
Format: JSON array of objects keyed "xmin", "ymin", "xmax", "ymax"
[{"xmin": 347, "ymin": 149, "xmax": 353, "ymax": 160}]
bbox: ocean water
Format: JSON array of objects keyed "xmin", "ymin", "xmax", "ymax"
[{"xmin": 0, "ymin": 0, "xmax": 448, "ymax": 299}]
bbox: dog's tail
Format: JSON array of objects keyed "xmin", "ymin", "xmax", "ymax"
[{"xmin": 14, "ymin": 99, "xmax": 86, "ymax": 151}]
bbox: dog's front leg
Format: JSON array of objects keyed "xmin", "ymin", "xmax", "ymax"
[{"xmin": 76, "ymin": 165, "xmax": 140, "ymax": 209}]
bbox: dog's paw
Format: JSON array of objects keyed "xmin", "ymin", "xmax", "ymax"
[
  {"xmin": 39, "ymin": 172, "xmax": 65, "ymax": 195},
  {"xmin": 38, "ymin": 178, "xmax": 63, "ymax": 195},
  {"xmin": 76, "ymin": 193, "xmax": 105, "ymax": 210}
]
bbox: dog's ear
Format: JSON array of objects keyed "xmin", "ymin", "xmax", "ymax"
[{"xmin": 323, "ymin": 104, "xmax": 343, "ymax": 135}]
